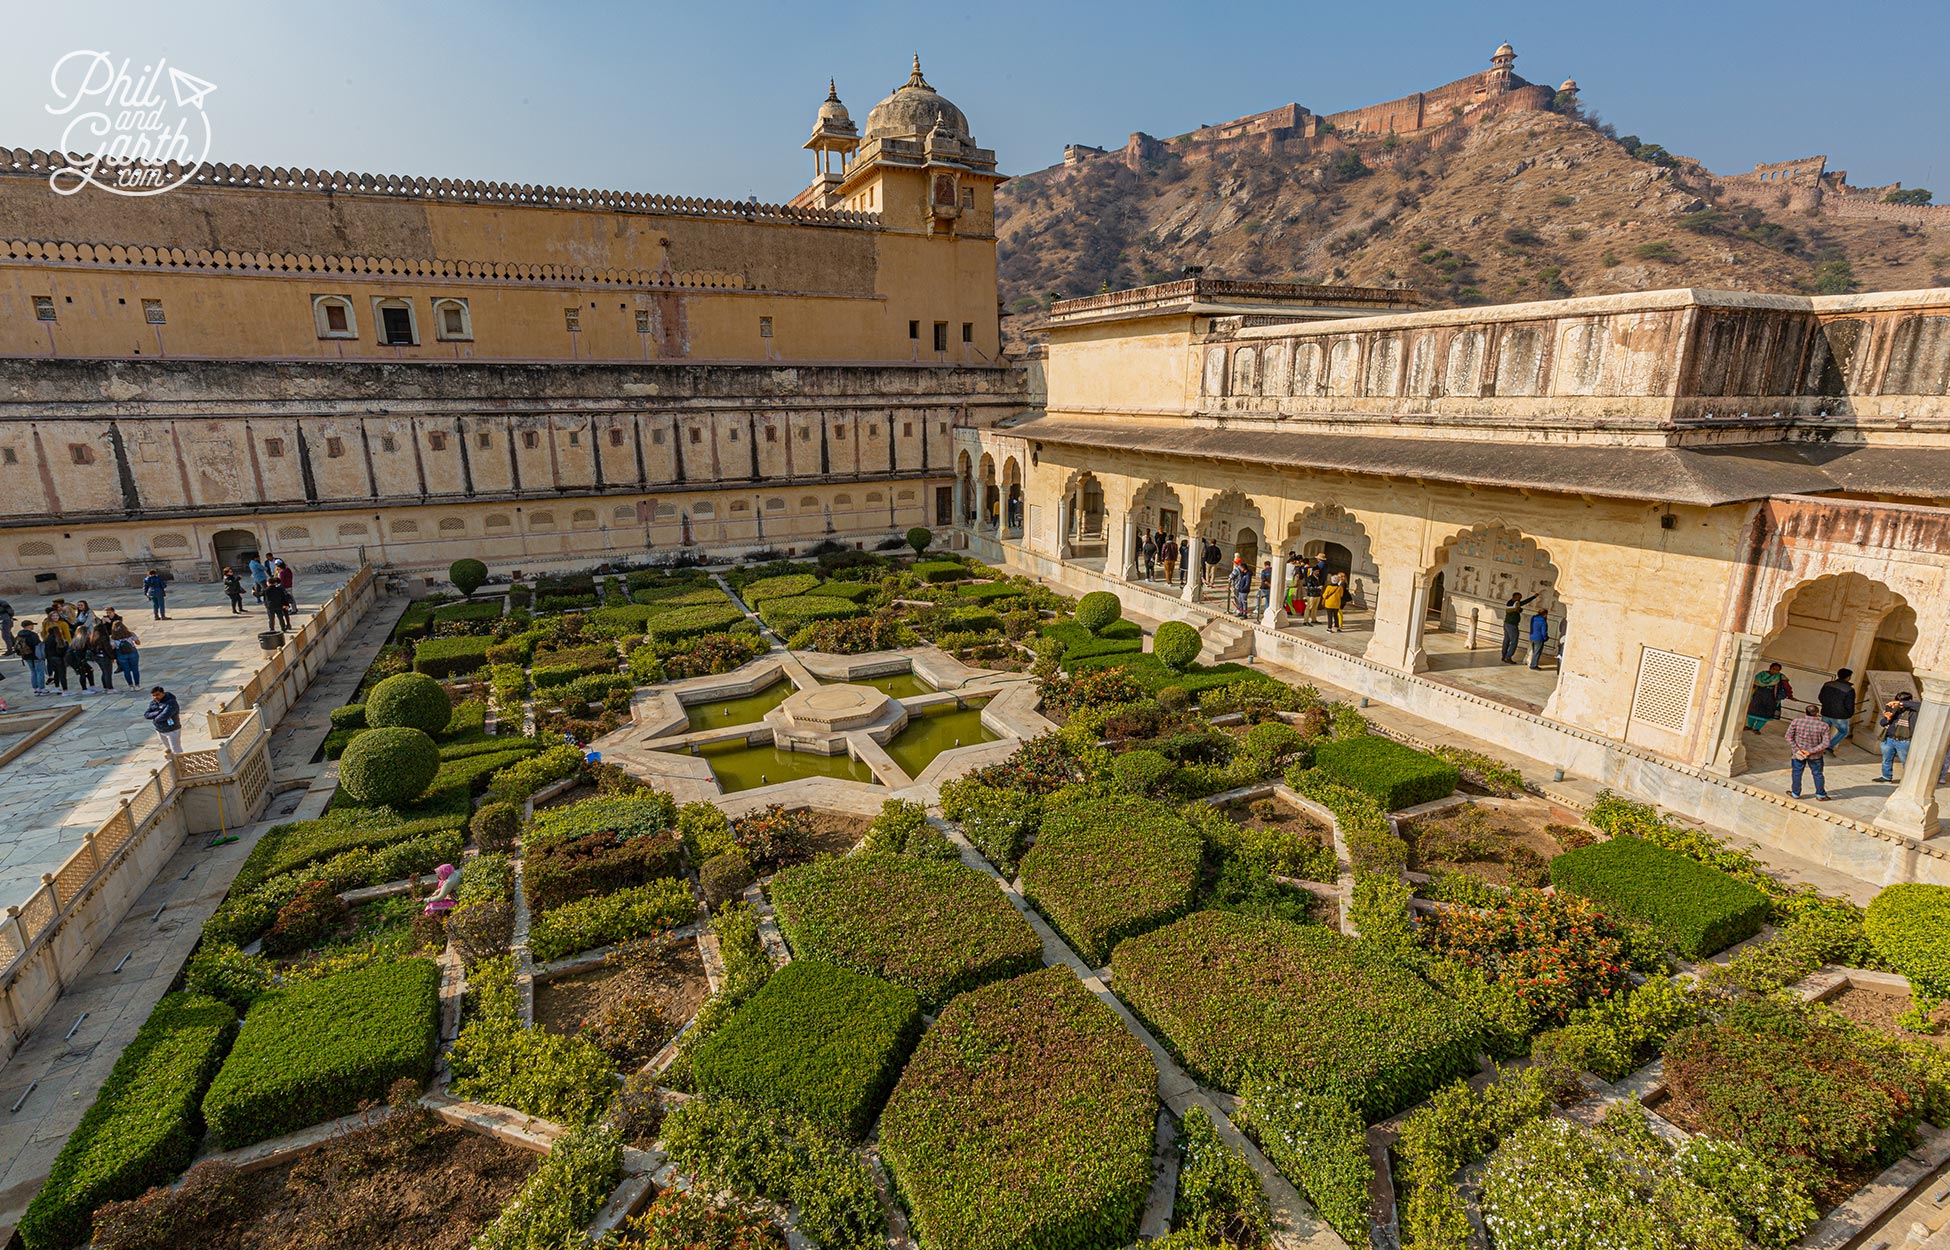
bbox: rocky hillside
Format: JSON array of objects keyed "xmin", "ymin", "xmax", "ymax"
[{"xmin": 996, "ymin": 109, "xmax": 1950, "ymax": 351}]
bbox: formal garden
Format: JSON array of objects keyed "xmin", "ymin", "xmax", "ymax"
[{"xmin": 22, "ymin": 563, "xmax": 1950, "ymax": 1250}]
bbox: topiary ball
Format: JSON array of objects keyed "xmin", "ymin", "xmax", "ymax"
[
  {"xmin": 1153, "ymin": 621, "xmax": 1202, "ymax": 672},
  {"xmin": 1865, "ymin": 883, "xmax": 1950, "ymax": 1001},
  {"xmin": 1245, "ymin": 720, "xmax": 1307, "ymax": 766},
  {"xmin": 906, "ymin": 526, "xmax": 933, "ymax": 555},
  {"xmin": 365, "ymin": 672, "xmax": 453, "ymax": 735},
  {"xmin": 1110, "ymin": 748, "xmax": 1177, "ymax": 797},
  {"xmin": 450, "ymin": 558, "xmax": 489, "ymax": 597},
  {"xmin": 1074, "ymin": 591, "xmax": 1123, "ymax": 635},
  {"xmin": 339, "ymin": 726, "xmax": 440, "ymax": 808}
]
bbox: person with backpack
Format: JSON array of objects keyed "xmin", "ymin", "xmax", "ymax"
[
  {"xmin": 1878, "ymin": 692, "xmax": 1920, "ymax": 783},
  {"xmin": 41, "ymin": 610, "xmax": 70, "ymax": 693},
  {"xmin": 222, "ymin": 567, "xmax": 245, "ymax": 614},
  {"xmin": 1320, "ymin": 572, "xmax": 1347, "ymax": 632},
  {"xmin": 67, "ymin": 636, "xmax": 95, "ymax": 693},
  {"xmin": 87, "ymin": 624, "xmax": 117, "ymax": 691},
  {"xmin": 144, "ymin": 686, "xmax": 184, "ymax": 755},
  {"xmin": 1228, "ymin": 556, "xmax": 1253, "ymax": 618},
  {"xmin": 1817, "ymin": 668, "xmax": 1858, "ymax": 751},
  {"xmin": 0, "ymin": 598, "xmax": 14, "ymax": 655},
  {"xmin": 1201, "ymin": 539, "xmax": 1222, "ymax": 593},
  {"xmin": 141, "ymin": 569, "xmax": 169, "ymax": 620},
  {"xmin": 15, "ymin": 624, "xmax": 45, "ymax": 694},
  {"xmin": 1140, "ymin": 534, "xmax": 1156, "ymax": 581},
  {"xmin": 1177, "ymin": 537, "xmax": 1191, "ymax": 586},
  {"xmin": 111, "ymin": 623, "xmax": 141, "ymax": 686}
]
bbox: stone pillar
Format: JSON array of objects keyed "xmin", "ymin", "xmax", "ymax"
[
  {"xmin": 1181, "ymin": 537, "xmax": 1201, "ymax": 604},
  {"xmin": 1403, "ymin": 577, "xmax": 1433, "ymax": 673},
  {"xmin": 1874, "ymin": 670, "xmax": 1949, "ymax": 840},
  {"xmin": 1057, "ymin": 498, "xmax": 1071, "ymax": 559},
  {"xmin": 1261, "ymin": 552, "xmax": 1289, "ymax": 628},
  {"xmin": 1706, "ymin": 633, "xmax": 1766, "ymax": 778},
  {"xmin": 1120, "ymin": 516, "xmax": 1139, "ymax": 581}
]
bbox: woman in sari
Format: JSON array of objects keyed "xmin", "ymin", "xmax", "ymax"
[{"xmin": 1746, "ymin": 662, "xmax": 1792, "ymax": 732}]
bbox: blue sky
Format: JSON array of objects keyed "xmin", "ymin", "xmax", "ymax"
[{"xmin": 3, "ymin": 0, "xmax": 1943, "ymax": 203}]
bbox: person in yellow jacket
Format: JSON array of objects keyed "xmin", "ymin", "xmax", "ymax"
[{"xmin": 1320, "ymin": 574, "xmax": 1346, "ymax": 632}]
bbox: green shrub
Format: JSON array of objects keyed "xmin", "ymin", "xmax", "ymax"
[
  {"xmin": 693, "ymin": 959, "xmax": 921, "ymax": 1138},
  {"xmin": 201, "ymin": 960, "xmax": 438, "ymax": 1148},
  {"xmin": 470, "ymin": 800, "xmax": 521, "ymax": 851},
  {"xmin": 1865, "ymin": 883, "xmax": 1950, "ymax": 1002},
  {"xmin": 955, "ymin": 580, "xmax": 1028, "ymax": 603},
  {"xmin": 411, "ymin": 634, "xmax": 493, "ymax": 678},
  {"xmin": 1395, "ymin": 1065, "xmax": 1556, "ymax": 1250},
  {"xmin": 1234, "ymin": 1084, "xmax": 1370, "ymax": 1245},
  {"xmin": 1074, "ymin": 590, "xmax": 1123, "ymax": 634},
  {"xmin": 1173, "ymin": 1105, "xmax": 1270, "ymax": 1247},
  {"xmin": 473, "ymin": 1123, "xmax": 623, "ymax": 1250},
  {"xmin": 911, "ymin": 559, "xmax": 965, "ymax": 584},
  {"xmin": 758, "ymin": 594, "xmax": 863, "ymax": 633},
  {"xmin": 938, "ymin": 778, "xmax": 1041, "ymax": 874},
  {"xmin": 1310, "ymin": 735, "xmax": 1458, "ymax": 811},
  {"xmin": 805, "ymin": 579, "xmax": 876, "ymax": 602},
  {"xmin": 430, "ymin": 599, "xmax": 502, "ymax": 626},
  {"xmin": 699, "ymin": 849, "xmax": 755, "ymax": 906},
  {"xmin": 880, "ymin": 967, "xmax": 1156, "ymax": 1250},
  {"xmin": 740, "ymin": 573, "xmax": 820, "ymax": 603},
  {"xmin": 338, "ymin": 727, "xmax": 440, "ymax": 807},
  {"xmin": 448, "ymin": 956, "xmax": 617, "ymax": 1124},
  {"xmin": 1019, "ymin": 794, "xmax": 1203, "ymax": 966},
  {"xmin": 1110, "ymin": 747, "xmax": 1178, "ymax": 796},
  {"xmin": 328, "ymin": 703, "xmax": 367, "ymax": 730},
  {"xmin": 526, "ymin": 827, "xmax": 684, "ymax": 913},
  {"xmin": 18, "ymin": 993, "xmax": 237, "ymax": 1250},
  {"xmin": 771, "ymin": 852, "xmax": 1042, "ymax": 1012},
  {"xmin": 1550, "ymin": 835, "xmax": 1769, "ymax": 959},
  {"xmin": 902, "ymin": 821, "xmax": 960, "ymax": 861},
  {"xmin": 1153, "ymin": 620, "xmax": 1202, "ymax": 671},
  {"xmin": 1115, "ymin": 911, "xmax": 1481, "ymax": 1121},
  {"xmin": 859, "ymin": 797, "xmax": 931, "ymax": 854},
  {"xmin": 661, "ymin": 1098, "xmax": 882, "ymax": 1250},
  {"xmin": 184, "ymin": 942, "xmax": 272, "ymax": 1013},
  {"xmin": 645, "ymin": 603, "xmax": 746, "ymax": 643},
  {"xmin": 449, "ymin": 558, "xmax": 489, "ymax": 597},
  {"xmin": 906, "ymin": 526, "xmax": 932, "ymax": 554},
  {"xmin": 1040, "ymin": 619, "xmax": 1143, "ymax": 661},
  {"xmin": 530, "ymin": 643, "xmax": 618, "ymax": 688},
  {"xmin": 364, "ymin": 672, "xmax": 453, "ymax": 735},
  {"xmin": 1244, "ymin": 720, "xmax": 1307, "ymax": 769},
  {"xmin": 528, "ymin": 879, "xmax": 697, "ymax": 962},
  {"xmin": 1531, "ymin": 975, "xmax": 1703, "ymax": 1083},
  {"xmin": 486, "ymin": 742, "xmax": 584, "ymax": 803},
  {"xmin": 677, "ymin": 800, "xmax": 735, "ymax": 861},
  {"xmin": 525, "ymin": 792, "xmax": 678, "ymax": 849}
]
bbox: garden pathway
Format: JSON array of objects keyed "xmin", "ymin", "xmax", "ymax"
[
  {"xmin": 0, "ymin": 596, "xmax": 400, "ymax": 1243},
  {"xmin": 928, "ymin": 816, "xmax": 1349, "ymax": 1250}
]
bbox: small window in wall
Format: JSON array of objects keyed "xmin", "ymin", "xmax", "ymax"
[
  {"xmin": 375, "ymin": 299, "xmax": 417, "ymax": 346},
  {"xmin": 69, "ymin": 443, "xmax": 94, "ymax": 465},
  {"xmin": 933, "ymin": 322, "xmax": 949, "ymax": 352},
  {"xmin": 634, "ymin": 310, "xmax": 651, "ymax": 333},
  {"xmin": 765, "ymin": 426, "xmax": 777, "ymax": 443},
  {"xmin": 833, "ymin": 425, "xmax": 847, "ymax": 441},
  {"xmin": 759, "ymin": 316, "xmax": 773, "ymax": 338},
  {"xmin": 962, "ymin": 322, "xmax": 973, "ymax": 343},
  {"xmin": 143, "ymin": 299, "xmax": 166, "ymax": 324},
  {"xmin": 800, "ymin": 427, "xmax": 811, "ymax": 441},
  {"xmin": 34, "ymin": 295, "xmax": 58, "ymax": 321},
  {"xmin": 568, "ymin": 431, "xmax": 580, "ymax": 446},
  {"xmin": 325, "ymin": 436, "xmax": 345, "ymax": 458},
  {"xmin": 381, "ymin": 434, "xmax": 398, "ymax": 453},
  {"xmin": 688, "ymin": 428, "xmax": 701, "ymax": 444},
  {"xmin": 728, "ymin": 428, "xmax": 740, "ymax": 442},
  {"xmin": 1, "ymin": 447, "xmax": 17, "ymax": 465},
  {"xmin": 908, "ymin": 320, "xmax": 919, "ymax": 339},
  {"xmin": 522, "ymin": 431, "xmax": 540, "ymax": 450},
  {"xmin": 866, "ymin": 424, "xmax": 877, "ymax": 438},
  {"xmin": 961, "ymin": 186, "xmax": 975, "ymax": 208},
  {"xmin": 564, "ymin": 307, "xmax": 581, "ymax": 332},
  {"xmin": 477, "ymin": 431, "xmax": 492, "ymax": 449},
  {"xmin": 314, "ymin": 295, "xmax": 356, "ymax": 338},
  {"xmin": 264, "ymin": 437, "xmax": 285, "ymax": 457},
  {"xmin": 428, "ymin": 431, "xmax": 448, "ymax": 451},
  {"xmin": 938, "ymin": 422, "xmax": 948, "ymax": 434},
  {"xmin": 765, "ymin": 497, "xmax": 785, "ymax": 511},
  {"xmin": 902, "ymin": 421, "xmax": 913, "ymax": 437},
  {"xmin": 731, "ymin": 500, "xmax": 750, "ymax": 513},
  {"xmin": 652, "ymin": 429, "xmax": 665, "ymax": 445},
  {"xmin": 609, "ymin": 428, "xmax": 625, "ymax": 447},
  {"xmin": 433, "ymin": 298, "xmax": 471, "ymax": 341}
]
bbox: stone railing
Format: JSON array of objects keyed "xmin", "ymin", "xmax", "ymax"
[
  {"xmin": 0, "ymin": 238, "xmax": 750, "ymax": 291},
  {"xmin": 1051, "ymin": 276, "xmax": 1418, "ymax": 321},
  {"xmin": 1, "ymin": 148, "xmax": 881, "ymax": 228},
  {"xmin": 0, "ymin": 563, "xmax": 380, "ymax": 1061}
]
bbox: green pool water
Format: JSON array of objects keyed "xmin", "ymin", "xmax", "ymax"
[
  {"xmin": 685, "ymin": 739, "xmax": 880, "ymax": 793},
  {"xmin": 684, "ymin": 679, "xmax": 793, "ymax": 732},
  {"xmin": 885, "ymin": 705, "xmax": 999, "ymax": 777},
  {"xmin": 816, "ymin": 670, "xmax": 934, "ymax": 698}
]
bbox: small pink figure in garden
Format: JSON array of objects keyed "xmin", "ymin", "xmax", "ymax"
[{"xmin": 424, "ymin": 863, "xmax": 462, "ymax": 916}]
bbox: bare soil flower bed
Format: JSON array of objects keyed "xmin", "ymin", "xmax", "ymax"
[
  {"xmin": 1822, "ymin": 983, "xmax": 1950, "ymax": 1050},
  {"xmin": 534, "ymin": 940, "xmax": 709, "ymax": 1066},
  {"xmin": 1219, "ymin": 796, "xmax": 1332, "ymax": 843},
  {"xmin": 798, "ymin": 810, "xmax": 874, "ymax": 859},
  {"xmin": 1403, "ymin": 800, "xmax": 1580, "ymax": 888}
]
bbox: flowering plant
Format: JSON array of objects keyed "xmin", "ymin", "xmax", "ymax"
[{"xmin": 1419, "ymin": 888, "xmax": 1633, "ymax": 1027}]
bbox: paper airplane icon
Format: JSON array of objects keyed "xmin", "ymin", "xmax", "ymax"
[{"xmin": 167, "ymin": 67, "xmax": 217, "ymax": 109}]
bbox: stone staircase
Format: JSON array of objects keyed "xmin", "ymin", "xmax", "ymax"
[{"xmin": 1199, "ymin": 614, "xmax": 1255, "ymax": 664}]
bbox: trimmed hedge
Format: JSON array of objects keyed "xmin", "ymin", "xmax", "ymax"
[
  {"xmin": 364, "ymin": 671, "xmax": 453, "ymax": 735},
  {"xmin": 201, "ymin": 959, "xmax": 439, "ymax": 1148},
  {"xmin": 431, "ymin": 598, "xmax": 500, "ymax": 625},
  {"xmin": 693, "ymin": 959, "xmax": 922, "ymax": 1139},
  {"xmin": 18, "ymin": 993, "xmax": 237, "ymax": 1250},
  {"xmin": 1114, "ymin": 911, "xmax": 1482, "ymax": 1121},
  {"xmin": 806, "ymin": 580, "xmax": 877, "ymax": 602},
  {"xmin": 958, "ymin": 580, "xmax": 1028, "ymax": 603},
  {"xmin": 757, "ymin": 594, "xmax": 864, "ymax": 633},
  {"xmin": 911, "ymin": 559, "xmax": 967, "ymax": 583},
  {"xmin": 1041, "ymin": 619, "xmax": 1143, "ymax": 661},
  {"xmin": 879, "ymin": 966, "xmax": 1157, "ymax": 1250},
  {"xmin": 338, "ymin": 726, "xmax": 440, "ymax": 807},
  {"xmin": 740, "ymin": 573, "xmax": 821, "ymax": 603},
  {"xmin": 1018, "ymin": 794, "xmax": 1203, "ymax": 966},
  {"xmin": 527, "ymin": 878, "xmax": 697, "ymax": 962},
  {"xmin": 1550, "ymin": 835, "xmax": 1769, "ymax": 959},
  {"xmin": 770, "ymin": 852, "xmax": 1043, "ymax": 1011},
  {"xmin": 1310, "ymin": 735, "xmax": 1459, "ymax": 811},
  {"xmin": 1865, "ymin": 884, "xmax": 1950, "ymax": 1001},
  {"xmin": 1068, "ymin": 651, "xmax": 1283, "ymax": 696},
  {"xmin": 526, "ymin": 792, "xmax": 678, "ymax": 850},
  {"xmin": 645, "ymin": 603, "xmax": 747, "ymax": 643},
  {"xmin": 631, "ymin": 584, "xmax": 730, "ymax": 608},
  {"xmin": 486, "ymin": 743, "xmax": 584, "ymax": 803},
  {"xmin": 412, "ymin": 634, "xmax": 493, "ymax": 678},
  {"xmin": 328, "ymin": 702, "xmax": 367, "ymax": 730}
]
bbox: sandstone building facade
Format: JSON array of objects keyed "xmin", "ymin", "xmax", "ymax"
[
  {"xmin": 0, "ymin": 57, "xmax": 1023, "ymax": 592},
  {"xmin": 962, "ymin": 277, "xmax": 1950, "ymax": 861}
]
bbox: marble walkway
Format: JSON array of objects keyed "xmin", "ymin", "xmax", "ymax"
[{"xmin": 0, "ymin": 574, "xmax": 347, "ymax": 908}]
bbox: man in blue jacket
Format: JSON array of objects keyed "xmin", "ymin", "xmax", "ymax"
[
  {"xmin": 144, "ymin": 686, "xmax": 183, "ymax": 754},
  {"xmin": 1527, "ymin": 608, "xmax": 1553, "ymax": 670},
  {"xmin": 141, "ymin": 569, "xmax": 169, "ymax": 621}
]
